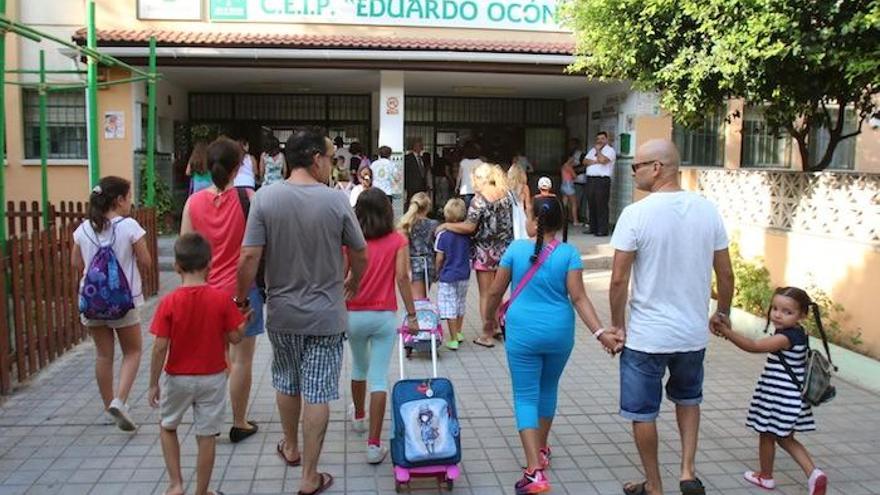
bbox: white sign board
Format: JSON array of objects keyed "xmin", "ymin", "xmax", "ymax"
[
  {"xmin": 210, "ymin": 0, "xmax": 566, "ymax": 32},
  {"xmin": 139, "ymin": 0, "xmax": 203, "ymax": 20}
]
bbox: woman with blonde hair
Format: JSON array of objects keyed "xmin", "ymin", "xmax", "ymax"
[
  {"xmin": 507, "ymin": 164, "xmax": 532, "ymax": 240},
  {"xmin": 438, "ymin": 163, "xmax": 514, "ymax": 347},
  {"xmin": 398, "ymin": 192, "xmax": 439, "ymax": 299}
]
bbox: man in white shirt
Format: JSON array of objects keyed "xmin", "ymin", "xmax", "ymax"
[
  {"xmin": 370, "ymin": 145, "xmax": 395, "ymax": 201},
  {"xmin": 581, "ymin": 131, "xmax": 616, "ymax": 236},
  {"xmin": 609, "ymin": 139, "xmax": 734, "ymax": 495}
]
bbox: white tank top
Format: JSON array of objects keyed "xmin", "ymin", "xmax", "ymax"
[{"xmin": 233, "ymin": 154, "xmax": 256, "ymax": 188}]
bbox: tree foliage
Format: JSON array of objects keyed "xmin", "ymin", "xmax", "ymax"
[{"xmin": 561, "ymin": 0, "xmax": 880, "ymax": 171}]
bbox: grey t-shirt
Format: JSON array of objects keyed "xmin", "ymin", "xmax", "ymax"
[{"xmin": 243, "ymin": 181, "xmax": 366, "ymax": 336}]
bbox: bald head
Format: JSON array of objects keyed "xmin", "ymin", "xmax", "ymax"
[{"xmin": 636, "ymin": 139, "xmax": 681, "ymax": 173}]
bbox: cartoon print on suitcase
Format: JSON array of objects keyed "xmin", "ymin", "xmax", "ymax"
[{"xmin": 391, "ymin": 380, "xmax": 461, "ymax": 466}]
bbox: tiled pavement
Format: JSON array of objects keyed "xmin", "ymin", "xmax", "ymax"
[{"xmin": 2, "ymin": 233, "xmax": 880, "ymax": 495}]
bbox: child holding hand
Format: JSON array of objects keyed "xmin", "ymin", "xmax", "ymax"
[
  {"xmin": 148, "ymin": 233, "xmax": 247, "ymax": 495},
  {"xmin": 713, "ymin": 286, "xmax": 828, "ymax": 495}
]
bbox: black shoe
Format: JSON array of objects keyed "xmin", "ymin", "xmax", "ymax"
[
  {"xmin": 229, "ymin": 421, "xmax": 259, "ymax": 443},
  {"xmin": 595, "ymin": 232, "xmax": 609, "ymax": 237}
]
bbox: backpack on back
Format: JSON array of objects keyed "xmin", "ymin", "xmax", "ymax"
[{"xmin": 79, "ymin": 222, "xmax": 135, "ymax": 320}]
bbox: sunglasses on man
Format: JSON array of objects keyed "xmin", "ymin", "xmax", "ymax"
[{"xmin": 631, "ymin": 160, "xmax": 664, "ymax": 173}]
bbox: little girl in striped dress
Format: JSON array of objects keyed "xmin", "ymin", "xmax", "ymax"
[{"xmin": 714, "ymin": 286, "xmax": 828, "ymax": 495}]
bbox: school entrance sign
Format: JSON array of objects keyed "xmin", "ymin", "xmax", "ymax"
[{"xmin": 209, "ymin": 0, "xmax": 566, "ymax": 32}]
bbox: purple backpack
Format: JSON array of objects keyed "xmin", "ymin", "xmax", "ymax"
[{"xmin": 78, "ymin": 222, "xmax": 135, "ymax": 320}]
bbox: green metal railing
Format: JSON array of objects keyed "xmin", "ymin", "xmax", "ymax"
[{"xmin": 0, "ymin": 0, "xmax": 160, "ymax": 252}]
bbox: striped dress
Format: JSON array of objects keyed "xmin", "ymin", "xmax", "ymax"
[{"xmin": 745, "ymin": 326, "xmax": 816, "ymax": 436}]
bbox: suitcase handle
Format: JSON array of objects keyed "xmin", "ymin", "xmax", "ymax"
[{"xmin": 398, "ymin": 326, "xmax": 439, "ymax": 380}]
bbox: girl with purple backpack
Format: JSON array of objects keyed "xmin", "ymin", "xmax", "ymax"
[{"xmin": 73, "ymin": 176, "xmax": 152, "ymax": 432}]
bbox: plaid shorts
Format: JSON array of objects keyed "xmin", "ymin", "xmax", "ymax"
[
  {"xmin": 267, "ymin": 332, "xmax": 344, "ymax": 404},
  {"xmin": 437, "ymin": 280, "xmax": 469, "ymax": 319}
]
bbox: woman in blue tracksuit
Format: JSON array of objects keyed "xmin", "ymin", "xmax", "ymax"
[{"xmin": 484, "ymin": 196, "xmax": 622, "ymax": 495}]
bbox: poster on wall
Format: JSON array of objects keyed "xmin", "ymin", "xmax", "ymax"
[
  {"xmin": 139, "ymin": 0, "xmax": 203, "ymax": 20},
  {"xmin": 209, "ymin": 0, "xmax": 566, "ymax": 32},
  {"xmin": 103, "ymin": 112, "xmax": 125, "ymax": 140}
]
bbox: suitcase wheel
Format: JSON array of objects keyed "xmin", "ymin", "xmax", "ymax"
[
  {"xmin": 395, "ymin": 481, "xmax": 409, "ymax": 493},
  {"xmin": 445, "ymin": 479, "xmax": 454, "ymax": 491}
]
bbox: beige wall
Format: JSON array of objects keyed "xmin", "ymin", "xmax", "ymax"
[{"xmin": 734, "ymin": 225, "xmax": 880, "ymax": 357}]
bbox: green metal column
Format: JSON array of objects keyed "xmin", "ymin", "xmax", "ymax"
[
  {"xmin": 0, "ymin": 0, "xmax": 7, "ymax": 251},
  {"xmin": 86, "ymin": 0, "xmax": 99, "ymax": 188},
  {"xmin": 145, "ymin": 37, "xmax": 156, "ymax": 207},
  {"xmin": 38, "ymin": 51, "xmax": 49, "ymax": 227}
]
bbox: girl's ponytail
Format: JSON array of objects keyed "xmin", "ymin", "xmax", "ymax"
[
  {"xmin": 88, "ymin": 176, "xmax": 130, "ymax": 232},
  {"xmin": 397, "ymin": 192, "xmax": 431, "ymax": 236},
  {"xmin": 530, "ymin": 204, "xmax": 547, "ymax": 263}
]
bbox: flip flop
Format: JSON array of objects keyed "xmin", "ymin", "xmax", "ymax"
[
  {"xmin": 297, "ymin": 472, "xmax": 334, "ymax": 495},
  {"xmin": 679, "ymin": 478, "xmax": 706, "ymax": 495},
  {"xmin": 277, "ymin": 439, "xmax": 302, "ymax": 466},
  {"xmin": 229, "ymin": 420, "xmax": 258, "ymax": 443},
  {"xmin": 472, "ymin": 339, "xmax": 495, "ymax": 348},
  {"xmin": 623, "ymin": 481, "xmax": 649, "ymax": 495}
]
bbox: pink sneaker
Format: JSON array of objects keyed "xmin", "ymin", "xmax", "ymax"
[
  {"xmin": 514, "ymin": 468, "xmax": 550, "ymax": 495},
  {"xmin": 808, "ymin": 469, "xmax": 827, "ymax": 495},
  {"xmin": 743, "ymin": 470, "xmax": 776, "ymax": 490},
  {"xmin": 539, "ymin": 446, "xmax": 552, "ymax": 469}
]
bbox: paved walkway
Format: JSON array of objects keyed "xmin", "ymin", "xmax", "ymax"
[{"xmin": 1, "ymin": 233, "xmax": 879, "ymax": 495}]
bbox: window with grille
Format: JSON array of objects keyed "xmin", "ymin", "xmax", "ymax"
[
  {"xmin": 742, "ymin": 105, "xmax": 790, "ymax": 168},
  {"xmin": 23, "ymin": 89, "xmax": 87, "ymax": 159},
  {"xmin": 810, "ymin": 107, "xmax": 857, "ymax": 170},
  {"xmin": 672, "ymin": 111, "xmax": 725, "ymax": 167}
]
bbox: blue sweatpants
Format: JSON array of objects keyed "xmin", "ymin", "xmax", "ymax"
[
  {"xmin": 347, "ymin": 311, "xmax": 398, "ymax": 392},
  {"xmin": 506, "ymin": 338, "xmax": 573, "ymax": 431}
]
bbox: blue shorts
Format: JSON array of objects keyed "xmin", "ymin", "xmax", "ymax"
[
  {"xmin": 244, "ymin": 286, "xmax": 265, "ymax": 337},
  {"xmin": 619, "ymin": 348, "xmax": 705, "ymax": 422},
  {"xmin": 560, "ymin": 181, "xmax": 576, "ymax": 196}
]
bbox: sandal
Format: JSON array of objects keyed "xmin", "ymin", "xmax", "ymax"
[
  {"xmin": 680, "ymin": 478, "xmax": 706, "ymax": 495},
  {"xmin": 297, "ymin": 472, "xmax": 334, "ymax": 495},
  {"xmin": 623, "ymin": 481, "xmax": 649, "ymax": 495},
  {"xmin": 229, "ymin": 420, "xmax": 258, "ymax": 443},
  {"xmin": 472, "ymin": 338, "xmax": 495, "ymax": 348},
  {"xmin": 276, "ymin": 439, "xmax": 302, "ymax": 466}
]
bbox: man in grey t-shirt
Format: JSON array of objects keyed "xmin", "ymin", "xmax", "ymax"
[{"xmin": 236, "ymin": 129, "xmax": 367, "ymax": 495}]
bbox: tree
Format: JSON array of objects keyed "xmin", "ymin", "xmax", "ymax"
[{"xmin": 561, "ymin": 0, "xmax": 880, "ymax": 171}]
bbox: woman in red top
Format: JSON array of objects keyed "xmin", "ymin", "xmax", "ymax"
[
  {"xmin": 346, "ymin": 188, "xmax": 419, "ymax": 465},
  {"xmin": 180, "ymin": 137, "xmax": 262, "ymax": 444}
]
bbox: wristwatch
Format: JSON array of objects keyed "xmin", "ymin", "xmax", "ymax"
[{"xmin": 233, "ymin": 295, "xmax": 250, "ymax": 309}]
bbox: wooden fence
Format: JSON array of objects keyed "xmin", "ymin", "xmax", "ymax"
[{"xmin": 1, "ymin": 202, "xmax": 159, "ymax": 394}]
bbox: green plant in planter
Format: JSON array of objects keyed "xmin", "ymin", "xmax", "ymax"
[
  {"xmin": 728, "ymin": 239, "xmax": 774, "ymax": 318},
  {"xmin": 139, "ymin": 163, "xmax": 174, "ymax": 233},
  {"xmin": 802, "ymin": 284, "xmax": 863, "ymax": 351}
]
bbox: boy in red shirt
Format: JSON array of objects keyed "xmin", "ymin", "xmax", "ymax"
[{"xmin": 148, "ymin": 233, "xmax": 246, "ymax": 495}]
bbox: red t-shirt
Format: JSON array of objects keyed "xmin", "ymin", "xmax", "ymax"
[
  {"xmin": 187, "ymin": 188, "xmax": 247, "ymax": 295},
  {"xmin": 347, "ymin": 232, "xmax": 408, "ymax": 312},
  {"xmin": 150, "ymin": 285, "xmax": 244, "ymax": 375}
]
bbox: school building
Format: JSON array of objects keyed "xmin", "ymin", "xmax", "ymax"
[{"xmin": 3, "ymin": 0, "xmax": 879, "ymax": 356}]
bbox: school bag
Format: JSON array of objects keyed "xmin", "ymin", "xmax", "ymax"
[
  {"xmin": 391, "ymin": 320, "xmax": 461, "ymax": 491},
  {"xmin": 777, "ymin": 325, "xmax": 837, "ymax": 407},
  {"xmin": 79, "ymin": 221, "xmax": 136, "ymax": 320}
]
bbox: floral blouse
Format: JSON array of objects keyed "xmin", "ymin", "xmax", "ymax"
[{"xmin": 466, "ymin": 192, "xmax": 514, "ymax": 269}]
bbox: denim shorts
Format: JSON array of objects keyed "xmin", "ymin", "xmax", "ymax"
[{"xmin": 619, "ymin": 347, "xmax": 706, "ymax": 421}]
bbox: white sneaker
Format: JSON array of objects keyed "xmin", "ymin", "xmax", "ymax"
[
  {"xmin": 101, "ymin": 411, "xmax": 115, "ymax": 425},
  {"xmin": 366, "ymin": 444, "xmax": 388, "ymax": 464},
  {"xmin": 744, "ymin": 470, "xmax": 776, "ymax": 489},
  {"xmin": 808, "ymin": 469, "xmax": 828, "ymax": 495},
  {"xmin": 348, "ymin": 404, "xmax": 367, "ymax": 433},
  {"xmin": 108, "ymin": 398, "xmax": 137, "ymax": 432}
]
